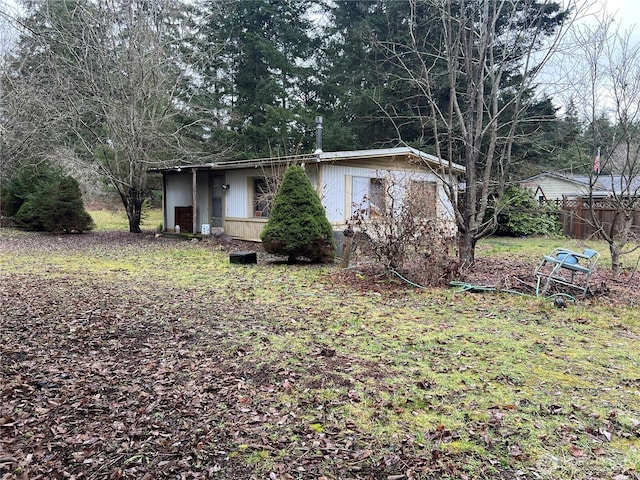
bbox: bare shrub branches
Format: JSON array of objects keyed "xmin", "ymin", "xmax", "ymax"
[{"xmin": 349, "ymin": 171, "xmax": 459, "ymax": 286}]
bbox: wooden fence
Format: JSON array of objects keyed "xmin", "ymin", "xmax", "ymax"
[{"xmin": 541, "ymin": 199, "xmax": 640, "ymax": 239}]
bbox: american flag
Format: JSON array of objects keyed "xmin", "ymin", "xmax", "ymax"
[{"xmin": 594, "ymin": 147, "xmax": 601, "ymax": 174}]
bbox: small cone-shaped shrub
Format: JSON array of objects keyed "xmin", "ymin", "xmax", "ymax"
[
  {"xmin": 15, "ymin": 176, "xmax": 95, "ymax": 233},
  {"xmin": 260, "ymin": 165, "xmax": 335, "ymax": 263}
]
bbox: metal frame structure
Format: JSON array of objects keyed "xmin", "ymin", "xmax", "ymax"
[{"xmin": 535, "ymin": 248, "xmax": 600, "ymax": 296}]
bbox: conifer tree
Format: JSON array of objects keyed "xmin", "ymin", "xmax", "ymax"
[
  {"xmin": 260, "ymin": 165, "xmax": 335, "ymax": 263},
  {"xmin": 197, "ymin": 0, "xmax": 318, "ymax": 158},
  {"xmin": 13, "ymin": 171, "xmax": 94, "ymax": 233}
]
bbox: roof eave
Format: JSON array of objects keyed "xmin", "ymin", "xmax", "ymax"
[{"xmin": 149, "ymin": 147, "xmax": 465, "ymax": 174}]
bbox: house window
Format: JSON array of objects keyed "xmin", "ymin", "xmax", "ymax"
[
  {"xmin": 352, "ymin": 177, "xmax": 385, "ymax": 219},
  {"xmin": 253, "ymin": 177, "xmax": 271, "ymax": 217},
  {"xmin": 369, "ymin": 178, "xmax": 385, "ymax": 217},
  {"xmin": 407, "ymin": 181, "xmax": 438, "ymax": 218}
]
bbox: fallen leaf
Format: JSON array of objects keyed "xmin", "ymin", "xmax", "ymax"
[
  {"xmin": 599, "ymin": 428, "xmax": 612, "ymax": 442},
  {"xmin": 570, "ymin": 445, "xmax": 585, "ymax": 457}
]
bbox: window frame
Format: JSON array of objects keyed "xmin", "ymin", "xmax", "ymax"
[
  {"xmin": 251, "ymin": 177, "xmax": 272, "ymax": 218},
  {"xmin": 351, "ymin": 176, "xmax": 387, "ymax": 220}
]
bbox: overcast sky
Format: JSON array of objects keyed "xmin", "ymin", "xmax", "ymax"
[
  {"xmin": 604, "ymin": 0, "xmax": 634, "ymax": 21},
  {"xmin": 587, "ymin": 0, "xmax": 638, "ymax": 33}
]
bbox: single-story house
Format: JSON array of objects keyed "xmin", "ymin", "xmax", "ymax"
[
  {"xmin": 150, "ymin": 147, "xmax": 465, "ymax": 241},
  {"xmin": 521, "ymin": 172, "xmax": 621, "ymax": 202},
  {"xmin": 522, "ymin": 172, "xmax": 640, "ymax": 239}
]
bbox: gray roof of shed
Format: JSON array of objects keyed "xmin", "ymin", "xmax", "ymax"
[
  {"xmin": 522, "ymin": 172, "xmax": 640, "ymax": 196},
  {"xmin": 150, "ymin": 147, "xmax": 465, "ymax": 174}
]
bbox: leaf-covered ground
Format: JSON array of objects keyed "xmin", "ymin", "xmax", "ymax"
[{"xmin": 1, "ymin": 230, "xmax": 639, "ymax": 479}]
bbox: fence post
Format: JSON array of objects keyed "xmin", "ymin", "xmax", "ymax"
[{"xmin": 576, "ymin": 200, "xmax": 582, "ymax": 239}]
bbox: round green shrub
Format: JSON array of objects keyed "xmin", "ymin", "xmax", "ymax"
[
  {"xmin": 8, "ymin": 166, "xmax": 95, "ymax": 233},
  {"xmin": 496, "ymin": 185, "xmax": 561, "ymax": 237},
  {"xmin": 260, "ymin": 165, "xmax": 335, "ymax": 263}
]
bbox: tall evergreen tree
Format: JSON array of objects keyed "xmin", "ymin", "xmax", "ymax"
[
  {"xmin": 321, "ymin": 0, "xmax": 572, "ymax": 177},
  {"xmin": 319, "ymin": 1, "xmax": 438, "ymax": 150},
  {"xmin": 197, "ymin": 0, "xmax": 319, "ymax": 158}
]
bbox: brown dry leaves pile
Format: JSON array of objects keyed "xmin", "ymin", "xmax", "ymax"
[{"xmin": 0, "ymin": 233, "xmax": 449, "ymax": 480}]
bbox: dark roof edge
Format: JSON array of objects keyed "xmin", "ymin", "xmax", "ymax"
[{"xmin": 149, "ymin": 147, "xmax": 465, "ymax": 174}]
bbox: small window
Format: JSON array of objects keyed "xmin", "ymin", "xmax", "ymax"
[
  {"xmin": 352, "ymin": 177, "xmax": 385, "ymax": 219},
  {"xmin": 407, "ymin": 181, "xmax": 437, "ymax": 218},
  {"xmin": 368, "ymin": 178, "xmax": 385, "ymax": 217},
  {"xmin": 253, "ymin": 178, "xmax": 271, "ymax": 217}
]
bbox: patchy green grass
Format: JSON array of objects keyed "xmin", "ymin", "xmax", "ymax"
[
  {"xmin": 478, "ymin": 235, "xmax": 640, "ymax": 272},
  {"xmin": 1, "ymin": 229, "xmax": 639, "ymax": 479},
  {"xmin": 88, "ymin": 208, "xmax": 163, "ymax": 232}
]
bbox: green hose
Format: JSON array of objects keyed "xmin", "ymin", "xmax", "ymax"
[
  {"xmin": 448, "ymin": 280, "xmax": 577, "ymax": 303},
  {"xmin": 389, "ymin": 270, "xmax": 577, "ymax": 303},
  {"xmin": 388, "ymin": 268, "xmax": 430, "ymax": 290},
  {"xmin": 448, "ymin": 281, "xmax": 530, "ymax": 296}
]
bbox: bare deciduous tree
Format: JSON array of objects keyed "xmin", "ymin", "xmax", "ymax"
[
  {"xmin": 1, "ymin": 4, "xmax": 62, "ymax": 173},
  {"xmin": 2, "ymin": 0, "xmax": 204, "ymax": 232},
  {"xmin": 379, "ymin": 0, "xmax": 584, "ymax": 266},
  {"xmin": 558, "ymin": 14, "xmax": 640, "ymax": 273}
]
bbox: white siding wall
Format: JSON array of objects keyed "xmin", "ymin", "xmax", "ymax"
[
  {"xmin": 439, "ymin": 185, "xmax": 455, "ymax": 220},
  {"xmin": 305, "ymin": 164, "xmax": 320, "ymax": 190},
  {"xmin": 536, "ymin": 177, "xmax": 589, "ymax": 200},
  {"xmin": 165, "ymin": 173, "xmax": 192, "ymax": 229},
  {"xmin": 320, "ymin": 164, "xmax": 447, "ymax": 223},
  {"xmin": 225, "ymin": 169, "xmax": 251, "ymax": 218}
]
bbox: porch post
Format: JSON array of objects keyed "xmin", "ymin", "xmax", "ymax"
[
  {"xmin": 192, "ymin": 168, "xmax": 197, "ymax": 234},
  {"xmin": 162, "ymin": 173, "xmax": 168, "ymax": 232}
]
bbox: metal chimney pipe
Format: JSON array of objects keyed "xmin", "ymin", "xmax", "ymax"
[{"xmin": 315, "ymin": 116, "xmax": 323, "ymax": 154}]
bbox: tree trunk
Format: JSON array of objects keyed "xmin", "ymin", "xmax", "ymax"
[
  {"xmin": 340, "ymin": 235, "xmax": 353, "ymax": 269},
  {"xmin": 122, "ymin": 188, "xmax": 144, "ymax": 234},
  {"xmin": 127, "ymin": 206, "xmax": 142, "ymax": 233},
  {"xmin": 458, "ymin": 231, "xmax": 476, "ymax": 268},
  {"xmin": 610, "ymin": 243, "xmax": 622, "ymax": 275}
]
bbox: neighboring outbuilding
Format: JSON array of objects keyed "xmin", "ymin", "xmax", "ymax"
[
  {"xmin": 150, "ymin": 147, "xmax": 465, "ymax": 241},
  {"xmin": 520, "ymin": 172, "xmax": 640, "ymax": 238},
  {"xmin": 519, "ymin": 172, "xmax": 634, "ymax": 202}
]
